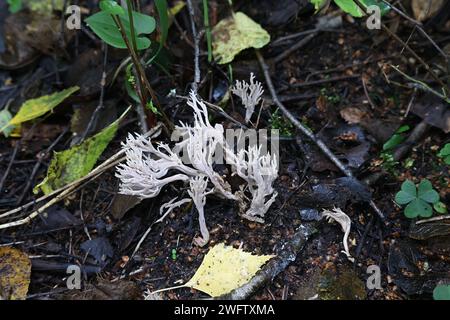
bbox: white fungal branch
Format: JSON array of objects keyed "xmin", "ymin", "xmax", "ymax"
[
  {"xmin": 226, "ymin": 145, "xmax": 278, "ymax": 222},
  {"xmin": 231, "ymin": 73, "xmax": 264, "ymax": 123},
  {"xmin": 116, "ymin": 89, "xmax": 278, "ymax": 246},
  {"xmin": 188, "ymin": 176, "xmax": 214, "ymax": 247},
  {"xmin": 321, "ymin": 208, "xmax": 354, "ymax": 262}
]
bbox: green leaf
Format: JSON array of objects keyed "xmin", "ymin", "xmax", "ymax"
[
  {"xmin": 4, "ymin": 87, "xmax": 79, "ymax": 129},
  {"xmin": 445, "ymin": 155, "xmax": 450, "ymax": 165},
  {"xmin": 99, "ymin": 0, "xmax": 125, "ymax": 15},
  {"xmin": 212, "ymin": 12, "xmax": 270, "ymax": 64},
  {"xmin": 418, "ymin": 179, "xmax": 439, "ymax": 204},
  {"xmin": 359, "ymin": 0, "xmax": 390, "ymax": 15},
  {"xmin": 434, "ymin": 202, "xmax": 448, "ymax": 214},
  {"xmin": 334, "ymin": 0, "xmax": 364, "ymax": 17},
  {"xmin": 395, "ymin": 191, "xmax": 415, "ymax": 205},
  {"xmin": 85, "ymin": 10, "xmax": 156, "ymax": 50},
  {"xmin": 7, "ymin": 0, "xmax": 22, "ymax": 13},
  {"xmin": 33, "ymin": 109, "xmax": 128, "ymax": 195},
  {"xmin": 405, "ymin": 199, "xmax": 432, "ymax": 218},
  {"xmin": 383, "ymin": 134, "xmax": 404, "ymax": 150},
  {"xmin": 0, "ymin": 109, "xmax": 15, "ymax": 137},
  {"xmin": 400, "ymin": 180, "xmax": 417, "ymax": 197},
  {"xmin": 395, "ymin": 125, "xmax": 410, "ymax": 134},
  {"xmin": 433, "ymin": 284, "xmax": 450, "ymax": 300}
]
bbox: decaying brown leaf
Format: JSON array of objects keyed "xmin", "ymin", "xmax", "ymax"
[{"xmin": 411, "ymin": 0, "xmax": 445, "ymax": 22}]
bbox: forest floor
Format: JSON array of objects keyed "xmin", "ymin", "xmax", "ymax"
[{"xmin": 0, "ymin": 0, "xmax": 449, "ymax": 300}]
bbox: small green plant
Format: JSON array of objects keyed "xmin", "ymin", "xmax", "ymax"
[
  {"xmin": 320, "ymin": 88, "xmax": 340, "ymax": 104},
  {"xmin": 433, "ymin": 284, "xmax": 450, "ymax": 300},
  {"xmin": 395, "ymin": 179, "xmax": 441, "ymax": 218},
  {"xmin": 85, "ymin": 0, "xmax": 171, "ymax": 128},
  {"xmin": 437, "ymin": 143, "xmax": 450, "ymax": 165},
  {"xmin": 269, "ymin": 108, "xmax": 294, "ymax": 137},
  {"xmin": 171, "ymin": 248, "xmax": 177, "ymax": 261},
  {"xmin": 379, "ymin": 151, "xmax": 398, "ymax": 174}
]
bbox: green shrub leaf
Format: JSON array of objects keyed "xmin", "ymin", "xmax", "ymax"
[
  {"xmin": 99, "ymin": 0, "xmax": 125, "ymax": 15},
  {"xmin": 85, "ymin": 10, "xmax": 156, "ymax": 50}
]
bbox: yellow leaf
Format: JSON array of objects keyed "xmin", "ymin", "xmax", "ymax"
[
  {"xmin": 0, "ymin": 247, "xmax": 31, "ymax": 300},
  {"xmin": 185, "ymin": 243, "xmax": 274, "ymax": 297},
  {"xmin": 212, "ymin": 12, "xmax": 270, "ymax": 65},
  {"xmin": 8, "ymin": 86, "xmax": 79, "ymax": 126}
]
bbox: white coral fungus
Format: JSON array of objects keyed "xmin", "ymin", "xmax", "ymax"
[
  {"xmin": 231, "ymin": 73, "xmax": 264, "ymax": 123},
  {"xmin": 321, "ymin": 208, "xmax": 354, "ymax": 262},
  {"xmin": 116, "ymin": 90, "xmax": 278, "ymax": 246}
]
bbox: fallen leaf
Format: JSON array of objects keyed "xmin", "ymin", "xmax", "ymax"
[
  {"xmin": 33, "ymin": 109, "xmax": 127, "ymax": 195},
  {"xmin": 6, "ymin": 86, "xmax": 79, "ymax": 127},
  {"xmin": 183, "ymin": 243, "xmax": 274, "ymax": 297},
  {"xmin": 212, "ymin": 12, "xmax": 270, "ymax": 64},
  {"xmin": 340, "ymin": 107, "xmax": 367, "ymax": 124},
  {"xmin": 0, "ymin": 246, "xmax": 31, "ymax": 300},
  {"xmin": 412, "ymin": 0, "xmax": 445, "ymax": 22}
]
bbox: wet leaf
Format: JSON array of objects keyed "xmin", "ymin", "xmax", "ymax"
[
  {"xmin": 185, "ymin": 243, "xmax": 274, "ymax": 297},
  {"xmin": 212, "ymin": 12, "xmax": 270, "ymax": 64},
  {"xmin": 6, "ymin": 87, "xmax": 79, "ymax": 128},
  {"xmin": 33, "ymin": 110, "xmax": 126, "ymax": 195},
  {"xmin": 0, "ymin": 246, "xmax": 31, "ymax": 300}
]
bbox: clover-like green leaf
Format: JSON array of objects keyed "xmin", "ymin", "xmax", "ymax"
[
  {"xmin": 400, "ymin": 180, "xmax": 416, "ymax": 198},
  {"xmin": 417, "ymin": 179, "xmax": 439, "ymax": 204},
  {"xmin": 395, "ymin": 190, "xmax": 415, "ymax": 205},
  {"xmin": 434, "ymin": 202, "xmax": 448, "ymax": 214},
  {"xmin": 404, "ymin": 199, "xmax": 432, "ymax": 218},
  {"xmin": 433, "ymin": 284, "xmax": 450, "ymax": 300}
]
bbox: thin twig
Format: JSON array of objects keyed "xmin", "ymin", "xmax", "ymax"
[
  {"xmin": 256, "ymin": 50, "xmax": 385, "ymax": 220},
  {"xmin": 0, "ymin": 141, "xmax": 20, "ymax": 194},
  {"xmin": 0, "ymin": 124, "xmax": 162, "ymax": 222},
  {"xmin": 186, "ymin": 0, "xmax": 201, "ymax": 92}
]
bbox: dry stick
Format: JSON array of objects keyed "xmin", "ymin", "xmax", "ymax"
[
  {"xmin": 0, "ymin": 156, "xmax": 125, "ymax": 230},
  {"xmin": 256, "ymin": 50, "xmax": 385, "ymax": 221},
  {"xmin": 273, "ymin": 33, "xmax": 317, "ymax": 64},
  {"xmin": 16, "ymin": 127, "xmax": 69, "ymax": 205},
  {"xmin": 381, "ymin": 0, "xmax": 448, "ymax": 62},
  {"xmin": 416, "ymin": 214, "xmax": 450, "ymax": 225},
  {"xmin": 0, "ymin": 124, "xmax": 162, "ymax": 221},
  {"xmin": 186, "ymin": 0, "xmax": 201, "ymax": 92},
  {"xmin": 217, "ymin": 223, "xmax": 317, "ymax": 300}
]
